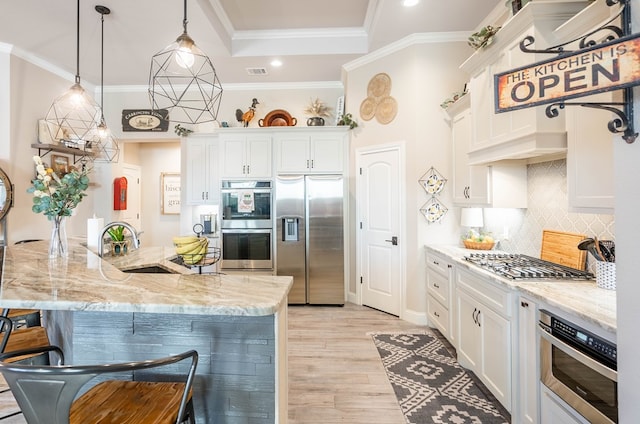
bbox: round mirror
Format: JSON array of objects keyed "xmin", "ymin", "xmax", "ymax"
[{"xmin": 0, "ymin": 167, "xmax": 13, "ymax": 221}]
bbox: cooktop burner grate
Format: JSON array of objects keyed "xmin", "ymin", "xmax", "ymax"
[{"xmin": 463, "ymin": 253, "xmax": 594, "ymax": 280}]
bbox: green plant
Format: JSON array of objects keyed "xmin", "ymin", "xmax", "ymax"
[
  {"xmin": 174, "ymin": 124, "xmax": 193, "ymax": 137},
  {"xmin": 304, "ymin": 98, "xmax": 333, "ymax": 117},
  {"xmin": 27, "ymin": 155, "xmax": 90, "ymax": 220},
  {"xmin": 107, "ymin": 225, "xmax": 126, "ymax": 242},
  {"xmin": 337, "ymin": 113, "xmax": 358, "ymax": 130},
  {"xmin": 468, "ymin": 25, "xmax": 500, "ymax": 50}
]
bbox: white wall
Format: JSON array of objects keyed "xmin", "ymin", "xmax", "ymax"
[{"xmin": 343, "ymin": 37, "xmax": 471, "ymax": 320}]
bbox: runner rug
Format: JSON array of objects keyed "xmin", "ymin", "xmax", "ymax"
[{"xmin": 371, "ymin": 331, "xmax": 510, "ymax": 424}]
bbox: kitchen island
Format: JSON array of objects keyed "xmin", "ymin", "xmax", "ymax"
[{"xmin": 0, "ymin": 241, "xmax": 292, "ymax": 424}]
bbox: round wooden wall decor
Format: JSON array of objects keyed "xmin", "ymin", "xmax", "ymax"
[{"xmin": 360, "ymin": 73, "xmax": 398, "ymax": 125}]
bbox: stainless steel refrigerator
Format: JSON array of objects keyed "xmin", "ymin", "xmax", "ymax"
[{"xmin": 275, "ymin": 175, "xmax": 344, "ymax": 305}]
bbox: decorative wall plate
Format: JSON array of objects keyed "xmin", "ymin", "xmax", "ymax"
[
  {"xmin": 367, "ymin": 73, "xmax": 391, "ymax": 99},
  {"xmin": 420, "ymin": 197, "xmax": 448, "ymax": 224},
  {"xmin": 258, "ymin": 109, "xmax": 297, "ymax": 127},
  {"xmin": 375, "ymin": 96, "xmax": 398, "ymax": 124},
  {"xmin": 419, "ymin": 167, "xmax": 447, "ymax": 195}
]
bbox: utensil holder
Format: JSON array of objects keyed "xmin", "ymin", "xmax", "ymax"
[{"xmin": 596, "ymin": 262, "xmax": 616, "ymax": 290}]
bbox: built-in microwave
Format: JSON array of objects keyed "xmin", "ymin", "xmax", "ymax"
[{"xmin": 221, "ymin": 180, "xmax": 272, "ymax": 229}]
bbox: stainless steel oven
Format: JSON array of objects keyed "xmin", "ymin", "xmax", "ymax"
[
  {"xmin": 221, "ymin": 180, "xmax": 272, "ymax": 229},
  {"xmin": 221, "ymin": 229, "xmax": 272, "ymax": 270},
  {"xmin": 539, "ymin": 310, "xmax": 617, "ymax": 423}
]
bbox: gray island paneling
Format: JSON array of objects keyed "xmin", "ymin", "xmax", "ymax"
[{"xmin": 0, "ymin": 241, "xmax": 292, "ymax": 424}]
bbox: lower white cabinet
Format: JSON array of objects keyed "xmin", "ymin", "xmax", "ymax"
[
  {"xmin": 517, "ymin": 296, "xmax": 538, "ymax": 424},
  {"xmin": 456, "ymin": 267, "xmax": 513, "ymax": 412},
  {"xmin": 426, "ymin": 250, "xmax": 455, "ymax": 345}
]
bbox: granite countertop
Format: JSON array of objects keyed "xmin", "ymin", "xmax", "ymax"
[
  {"xmin": 425, "ymin": 245, "xmax": 616, "ymax": 334},
  {"xmin": 0, "ymin": 240, "xmax": 292, "ymax": 316}
]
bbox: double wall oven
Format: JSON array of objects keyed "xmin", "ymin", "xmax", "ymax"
[{"xmin": 220, "ymin": 180, "xmax": 273, "ymax": 270}]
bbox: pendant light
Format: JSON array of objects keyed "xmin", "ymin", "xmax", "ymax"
[
  {"xmin": 44, "ymin": 0, "xmax": 101, "ymax": 151},
  {"xmin": 148, "ymin": 0, "xmax": 223, "ymax": 125},
  {"xmin": 94, "ymin": 5, "xmax": 120, "ymax": 163}
]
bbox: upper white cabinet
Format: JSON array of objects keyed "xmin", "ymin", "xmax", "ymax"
[
  {"xmin": 274, "ymin": 128, "xmax": 348, "ymax": 174},
  {"xmin": 566, "ymin": 92, "xmax": 615, "ymax": 212},
  {"xmin": 219, "ymin": 132, "xmax": 272, "ymax": 179},
  {"xmin": 447, "ymin": 94, "xmax": 527, "ymax": 208},
  {"xmin": 460, "ymin": 1, "xmax": 588, "ymax": 165},
  {"xmin": 184, "ymin": 135, "xmax": 219, "ymax": 205}
]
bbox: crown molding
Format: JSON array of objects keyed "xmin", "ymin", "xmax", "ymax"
[{"xmin": 342, "ymin": 31, "xmax": 469, "ymax": 72}]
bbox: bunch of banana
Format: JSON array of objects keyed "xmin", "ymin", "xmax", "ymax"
[{"xmin": 172, "ymin": 236, "xmax": 209, "ymax": 265}]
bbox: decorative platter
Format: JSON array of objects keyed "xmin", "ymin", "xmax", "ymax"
[
  {"xmin": 419, "ymin": 167, "xmax": 447, "ymax": 195},
  {"xmin": 258, "ymin": 109, "xmax": 297, "ymax": 127},
  {"xmin": 420, "ymin": 197, "xmax": 448, "ymax": 224}
]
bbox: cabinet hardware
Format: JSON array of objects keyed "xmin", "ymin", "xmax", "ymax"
[
  {"xmin": 306, "ymin": 159, "xmax": 310, "ymax": 168},
  {"xmin": 477, "ymin": 310, "xmax": 481, "ymax": 327},
  {"xmin": 433, "ymin": 260, "xmax": 439, "ymax": 266},
  {"xmin": 433, "ymin": 283, "xmax": 440, "ymax": 289},
  {"xmin": 434, "ymin": 311, "xmax": 440, "ymax": 318},
  {"xmin": 521, "ymin": 301, "xmax": 529, "ymax": 308},
  {"xmin": 472, "ymin": 308, "xmax": 478, "ymax": 325},
  {"xmin": 447, "ymin": 264, "xmax": 452, "ymax": 268},
  {"xmin": 247, "ymin": 165, "xmax": 250, "ymax": 174},
  {"xmin": 311, "ymin": 159, "xmax": 314, "ymax": 168}
]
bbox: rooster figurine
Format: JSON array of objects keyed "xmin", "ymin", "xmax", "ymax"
[{"xmin": 235, "ymin": 98, "xmax": 260, "ymax": 127}]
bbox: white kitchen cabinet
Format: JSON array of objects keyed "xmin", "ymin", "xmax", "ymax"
[
  {"xmin": 456, "ymin": 267, "xmax": 513, "ymax": 412},
  {"xmin": 274, "ymin": 128, "xmax": 347, "ymax": 174},
  {"xmin": 460, "ymin": 1, "xmax": 587, "ymax": 165},
  {"xmin": 219, "ymin": 133, "xmax": 272, "ymax": 178},
  {"xmin": 426, "ymin": 250, "xmax": 455, "ymax": 345},
  {"xmin": 447, "ymin": 94, "xmax": 528, "ymax": 208},
  {"xmin": 517, "ymin": 296, "xmax": 539, "ymax": 424},
  {"xmin": 565, "ymin": 88, "xmax": 615, "ymax": 213},
  {"xmin": 184, "ymin": 135, "xmax": 219, "ymax": 205}
]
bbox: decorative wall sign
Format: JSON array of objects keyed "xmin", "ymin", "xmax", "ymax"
[
  {"xmin": 495, "ymin": 33, "xmax": 640, "ymax": 113},
  {"xmin": 122, "ymin": 109, "xmax": 170, "ymax": 132},
  {"xmin": 161, "ymin": 173, "xmax": 181, "ymax": 215}
]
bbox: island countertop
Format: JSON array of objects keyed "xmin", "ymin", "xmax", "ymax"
[{"xmin": 0, "ymin": 240, "xmax": 292, "ymax": 316}]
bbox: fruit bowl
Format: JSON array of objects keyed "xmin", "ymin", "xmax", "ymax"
[{"xmin": 463, "ymin": 240, "xmax": 495, "ymax": 250}]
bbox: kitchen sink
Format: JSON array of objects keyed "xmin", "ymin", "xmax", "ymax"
[{"xmin": 121, "ymin": 266, "xmax": 176, "ymax": 274}]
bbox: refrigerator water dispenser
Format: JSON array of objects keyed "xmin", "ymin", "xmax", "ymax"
[{"xmin": 283, "ymin": 218, "xmax": 299, "ymax": 241}]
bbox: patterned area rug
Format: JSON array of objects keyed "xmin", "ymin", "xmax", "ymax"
[{"xmin": 372, "ymin": 332, "xmax": 510, "ymax": 424}]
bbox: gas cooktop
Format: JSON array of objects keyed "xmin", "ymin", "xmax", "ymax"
[{"xmin": 464, "ymin": 253, "xmax": 594, "ymax": 280}]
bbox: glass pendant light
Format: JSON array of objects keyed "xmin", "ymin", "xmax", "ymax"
[
  {"xmin": 44, "ymin": 0, "xmax": 101, "ymax": 151},
  {"xmin": 93, "ymin": 5, "xmax": 120, "ymax": 163},
  {"xmin": 149, "ymin": 0, "xmax": 223, "ymax": 125}
]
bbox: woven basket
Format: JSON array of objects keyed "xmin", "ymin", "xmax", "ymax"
[
  {"xmin": 595, "ymin": 262, "xmax": 616, "ymax": 290},
  {"xmin": 463, "ymin": 240, "xmax": 495, "ymax": 250}
]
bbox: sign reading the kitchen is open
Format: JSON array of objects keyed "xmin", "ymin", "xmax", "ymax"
[{"xmin": 494, "ymin": 33, "xmax": 640, "ymax": 113}]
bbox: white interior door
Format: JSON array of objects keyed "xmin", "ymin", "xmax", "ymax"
[
  {"xmin": 121, "ymin": 164, "xmax": 141, "ymax": 232},
  {"xmin": 358, "ymin": 146, "xmax": 402, "ymax": 316}
]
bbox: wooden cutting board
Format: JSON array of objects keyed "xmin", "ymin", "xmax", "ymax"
[{"xmin": 540, "ymin": 229, "xmax": 587, "ymax": 270}]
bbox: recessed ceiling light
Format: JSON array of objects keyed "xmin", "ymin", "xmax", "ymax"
[
  {"xmin": 403, "ymin": 0, "xmax": 419, "ymax": 6},
  {"xmin": 271, "ymin": 59, "xmax": 283, "ymax": 67}
]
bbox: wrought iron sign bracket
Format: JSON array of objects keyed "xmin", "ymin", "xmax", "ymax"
[{"xmin": 518, "ymin": 0, "xmax": 637, "ymax": 144}]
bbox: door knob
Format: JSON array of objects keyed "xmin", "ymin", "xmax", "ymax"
[{"xmin": 385, "ymin": 236, "xmax": 398, "ymax": 245}]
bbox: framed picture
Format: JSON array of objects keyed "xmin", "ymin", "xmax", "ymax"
[
  {"xmin": 51, "ymin": 155, "xmax": 69, "ymax": 177},
  {"xmin": 161, "ymin": 173, "xmax": 181, "ymax": 215}
]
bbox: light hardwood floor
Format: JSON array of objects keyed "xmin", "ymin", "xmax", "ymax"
[
  {"xmin": 0, "ymin": 303, "xmax": 425, "ymax": 423},
  {"xmin": 288, "ymin": 303, "xmax": 428, "ymax": 424}
]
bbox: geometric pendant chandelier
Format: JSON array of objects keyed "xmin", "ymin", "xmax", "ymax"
[
  {"xmin": 44, "ymin": 0, "xmax": 101, "ymax": 151},
  {"xmin": 148, "ymin": 0, "xmax": 223, "ymax": 125},
  {"xmin": 93, "ymin": 4, "xmax": 120, "ymax": 163}
]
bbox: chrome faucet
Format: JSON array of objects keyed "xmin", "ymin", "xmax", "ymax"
[{"xmin": 98, "ymin": 221, "xmax": 141, "ymax": 257}]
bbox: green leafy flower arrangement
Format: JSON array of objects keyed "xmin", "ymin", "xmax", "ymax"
[{"xmin": 27, "ymin": 155, "xmax": 90, "ymax": 220}]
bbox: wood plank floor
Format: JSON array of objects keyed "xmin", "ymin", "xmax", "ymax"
[
  {"xmin": 0, "ymin": 302, "xmax": 427, "ymax": 423},
  {"xmin": 288, "ymin": 302, "xmax": 428, "ymax": 424}
]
